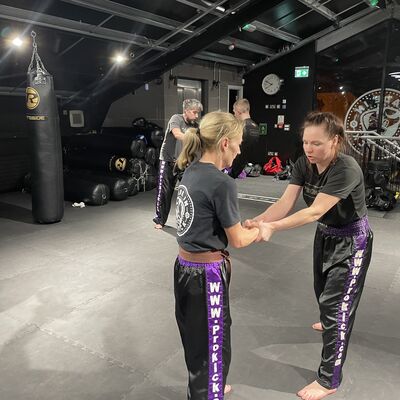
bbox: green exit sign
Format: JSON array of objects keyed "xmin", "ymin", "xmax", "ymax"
[{"xmin": 295, "ymin": 66, "xmax": 309, "ymax": 78}]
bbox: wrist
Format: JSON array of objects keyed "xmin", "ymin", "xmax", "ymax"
[{"xmin": 269, "ymin": 221, "xmax": 278, "ymax": 232}]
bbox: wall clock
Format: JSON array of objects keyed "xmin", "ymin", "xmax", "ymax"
[{"xmin": 262, "ymin": 73, "xmax": 281, "ymax": 95}]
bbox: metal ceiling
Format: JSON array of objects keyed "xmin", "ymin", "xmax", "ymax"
[{"xmin": 0, "ymin": 0, "xmax": 394, "ymax": 103}]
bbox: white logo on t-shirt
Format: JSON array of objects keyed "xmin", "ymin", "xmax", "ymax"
[{"xmin": 176, "ymin": 185, "xmax": 194, "ymax": 236}]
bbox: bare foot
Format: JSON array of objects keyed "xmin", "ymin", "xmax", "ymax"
[
  {"xmin": 154, "ymin": 224, "xmax": 163, "ymax": 229},
  {"xmin": 224, "ymin": 384, "xmax": 232, "ymax": 395},
  {"xmin": 312, "ymin": 322, "xmax": 323, "ymax": 332},
  {"xmin": 297, "ymin": 381, "xmax": 337, "ymax": 400}
]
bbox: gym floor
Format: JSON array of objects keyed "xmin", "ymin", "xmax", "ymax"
[{"xmin": 0, "ymin": 176, "xmax": 399, "ymax": 400}]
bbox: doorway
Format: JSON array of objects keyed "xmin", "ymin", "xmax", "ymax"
[{"xmin": 227, "ymin": 85, "xmax": 243, "ymax": 114}]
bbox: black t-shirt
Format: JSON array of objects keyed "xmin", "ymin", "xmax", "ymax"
[
  {"xmin": 176, "ymin": 162, "xmax": 241, "ymax": 252},
  {"xmin": 159, "ymin": 114, "xmax": 197, "ymax": 162},
  {"xmin": 290, "ymin": 154, "xmax": 367, "ymax": 227},
  {"xmin": 230, "ymin": 118, "xmax": 259, "ymax": 178}
]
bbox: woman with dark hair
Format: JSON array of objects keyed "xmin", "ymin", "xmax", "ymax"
[
  {"xmin": 174, "ymin": 111, "xmax": 259, "ymax": 400},
  {"xmin": 246, "ymin": 111, "xmax": 373, "ymax": 400}
]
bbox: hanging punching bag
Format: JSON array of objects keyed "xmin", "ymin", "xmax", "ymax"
[{"xmin": 26, "ymin": 31, "xmax": 64, "ymax": 223}]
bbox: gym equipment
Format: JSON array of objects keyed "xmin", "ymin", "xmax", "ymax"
[
  {"xmin": 26, "ymin": 31, "xmax": 64, "ymax": 223},
  {"xmin": 64, "ymin": 175, "xmax": 109, "ymax": 206},
  {"xmin": 144, "ymin": 147, "xmax": 157, "ymax": 166},
  {"xmin": 366, "ymin": 186, "xmax": 396, "ymax": 211},
  {"xmin": 66, "ymin": 170, "xmax": 129, "ymax": 201},
  {"xmin": 366, "ymin": 160, "xmax": 391, "ymax": 188},
  {"xmin": 101, "ymin": 119, "xmax": 164, "ymax": 149},
  {"xmin": 63, "ymin": 135, "xmax": 146, "ymax": 159},
  {"xmin": 112, "ymin": 174, "xmax": 139, "ymax": 196},
  {"xmin": 64, "ymin": 150, "xmax": 136, "ymax": 175},
  {"xmin": 130, "ymin": 158, "xmax": 147, "ymax": 178},
  {"xmin": 143, "ymin": 163, "xmax": 157, "ymax": 191}
]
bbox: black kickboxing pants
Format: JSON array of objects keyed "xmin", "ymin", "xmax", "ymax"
[
  {"xmin": 313, "ymin": 216, "xmax": 373, "ymax": 389},
  {"xmin": 174, "ymin": 256, "xmax": 232, "ymax": 400},
  {"xmin": 154, "ymin": 160, "xmax": 178, "ymax": 226}
]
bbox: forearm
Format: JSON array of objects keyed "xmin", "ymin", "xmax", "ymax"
[
  {"xmin": 228, "ymin": 226, "xmax": 259, "ymax": 248},
  {"xmin": 254, "ymin": 200, "xmax": 293, "ymax": 223},
  {"xmin": 171, "ymin": 128, "xmax": 185, "ymax": 141},
  {"xmin": 269, "ymin": 207, "xmax": 320, "ymax": 232}
]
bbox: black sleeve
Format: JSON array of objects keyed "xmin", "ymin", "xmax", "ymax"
[
  {"xmin": 290, "ymin": 156, "xmax": 306, "ymax": 187},
  {"xmin": 213, "ymin": 177, "xmax": 241, "ymax": 228}
]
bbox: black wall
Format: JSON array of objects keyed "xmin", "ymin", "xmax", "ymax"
[{"xmin": 244, "ymin": 42, "xmax": 316, "ymax": 165}]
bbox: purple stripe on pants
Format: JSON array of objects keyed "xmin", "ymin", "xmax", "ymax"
[
  {"xmin": 206, "ymin": 263, "xmax": 224, "ymax": 400},
  {"xmin": 327, "ymin": 217, "xmax": 370, "ymax": 388},
  {"xmin": 155, "ymin": 160, "xmax": 166, "ymax": 216},
  {"xmin": 177, "ymin": 256, "xmax": 225, "ymax": 399}
]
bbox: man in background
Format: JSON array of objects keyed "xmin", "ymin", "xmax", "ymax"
[
  {"xmin": 229, "ymin": 98, "xmax": 260, "ymax": 178},
  {"xmin": 153, "ymin": 99, "xmax": 203, "ymax": 229}
]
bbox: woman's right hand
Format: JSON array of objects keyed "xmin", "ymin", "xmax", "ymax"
[
  {"xmin": 244, "ymin": 219, "xmax": 263, "ymax": 242},
  {"xmin": 244, "ymin": 219, "xmax": 274, "ymax": 242}
]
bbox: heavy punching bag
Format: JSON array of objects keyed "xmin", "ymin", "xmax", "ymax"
[{"xmin": 26, "ymin": 31, "xmax": 64, "ymax": 223}]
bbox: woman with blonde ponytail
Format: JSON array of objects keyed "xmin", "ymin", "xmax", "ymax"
[{"xmin": 174, "ymin": 111, "xmax": 259, "ymax": 400}]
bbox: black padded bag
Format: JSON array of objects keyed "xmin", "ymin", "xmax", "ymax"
[
  {"xmin": 143, "ymin": 164, "xmax": 157, "ymax": 191},
  {"xmin": 101, "ymin": 124, "xmax": 165, "ymax": 149},
  {"xmin": 64, "ymin": 150, "xmax": 135, "ymax": 175},
  {"xmin": 67, "ymin": 170, "xmax": 129, "ymax": 201},
  {"xmin": 149, "ymin": 126, "xmax": 164, "ymax": 148},
  {"xmin": 112, "ymin": 174, "xmax": 139, "ymax": 196},
  {"xmin": 144, "ymin": 147, "xmax": 157, "ymax": 166},
  {"xmin": 26, "ymin": 33, "xmax": 64, "ymax": 223},
  {"xmin": 63, "ymin": 134, "xmax": 143, "ymax": 158},
  {"xmin": 64, "ymin": 175, "xmax": 109, "ymax": 206}
]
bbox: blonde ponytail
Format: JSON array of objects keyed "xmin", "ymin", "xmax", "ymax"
[{"xmin": 176, "ymin": 127, "xmax": 201, "ymax": 170}]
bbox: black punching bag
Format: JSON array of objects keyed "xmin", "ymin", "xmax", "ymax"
[{"xmin": 26, "ymin": 32, "xmax": 64, "ymax": 223}]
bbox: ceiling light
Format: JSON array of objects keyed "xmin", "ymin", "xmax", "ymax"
[
  {"xmin": 228, "ymin": 43, "xmax": 235, "ymax": 51},
  {"xmin": 201, "ymin": 0, "xmax": 225, "ymax": 13},
  {"xmin": 113, "ymin": 54, "xmax": 127, "ymax": 64},
  {"xmin": 12, "ymin": 37, "xmax": 23, "ymax": 47}
]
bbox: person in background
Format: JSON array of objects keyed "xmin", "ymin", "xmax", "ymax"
[
  {"xmin": 229, "ymin": 98, "xmax": 259, "ymax": 178},
  {"xmin": 174, "ymin": 111, "xmax": 259, "ymax": 399},
  {"xmin": 246, "ymin": 111, "xmax": 373, "ymax": 400},
  {"xmin": 153, "ymin": 99, "xmax": 203, "ymax": 229}
]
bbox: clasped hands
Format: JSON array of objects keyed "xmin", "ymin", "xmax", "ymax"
[{"xmin": 244, "ymin": 219, "xmax": 275, "ymax": 242}]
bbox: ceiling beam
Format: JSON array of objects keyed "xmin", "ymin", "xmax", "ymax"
[
  {"xmin": 0, "ymin": 4, "xmax": 166, "ymax": 50},
  {"xmin": 296, "ymin": 0, "xmax": 338, "ymax": 21},
  {"xmin": 176, "ymin": 0, "xmax": 299, "ymax": 42},
  {"xmin": 62, "ymin": 0, "xmax": 272, "ymax": 55},
  {"xmin": 252, "ymin": 21, "xmax": 301, "ymax": 43},
  {"xmin": 250, "ymin": 6, "xmax": 380, "ymax": 71},
  {"xmin": 61, "ymin": 0, "xmax": 193, "ymax": 32},
  {"xmin": 193, "ymin": 51, "xmax": 251, "ymax": 66},
  {"xmin": 139, "ymin": 0, "xmax": 283, "ymax": 79},
  {"xmin": 220, "ymin": 37, "xmax": 275, "ymax": 55},
  {"xmin": 132, "ymin": 0, "xmax": 230, "ymax": 64}
]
